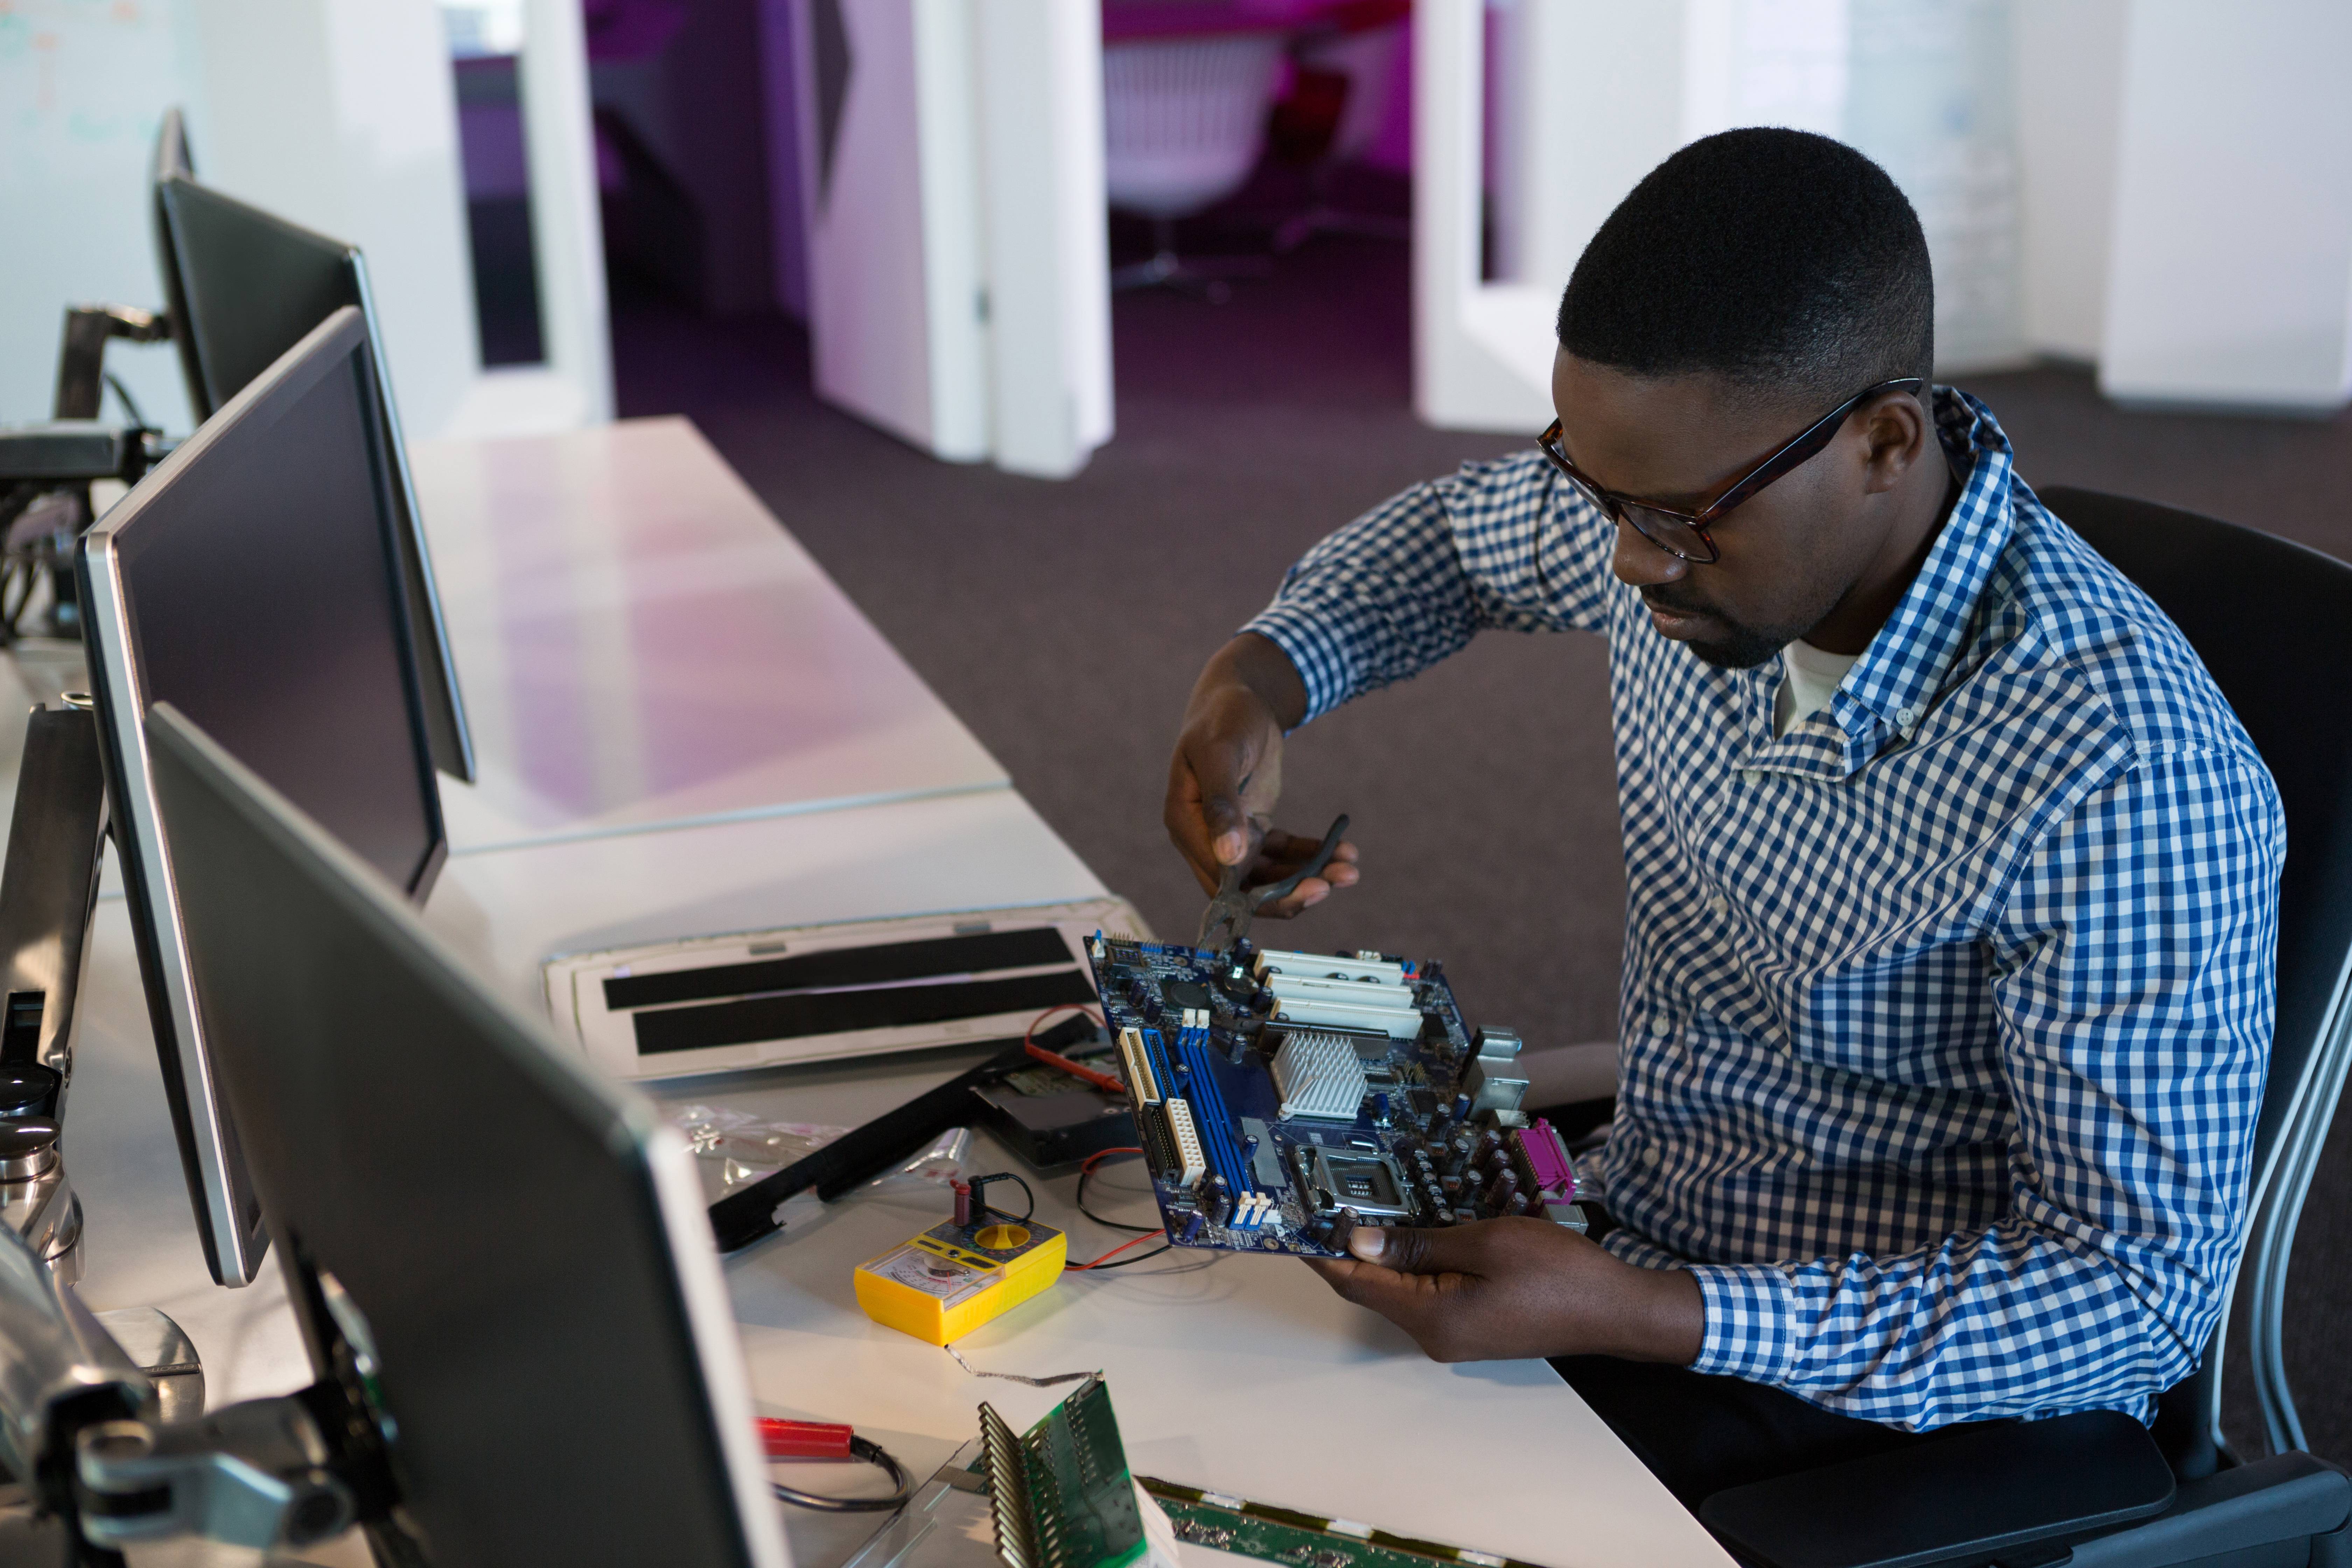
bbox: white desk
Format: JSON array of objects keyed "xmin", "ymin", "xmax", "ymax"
[
  {"xmin": 62, "ymin": 889, "xmax": 1727, "ymax": 1568},
  {"xmin": 410, "ymin": 419, "xmax": 1009, "ymax": 855},
  {"xmin": 35, "ymin": 422, "xmax": 1728, "ymax": 1568},
  {"xmin": 54, "ymin": 804, "xmax": 1726, "ymax": 1568}
]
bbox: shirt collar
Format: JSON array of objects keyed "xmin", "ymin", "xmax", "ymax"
[{"xmin": 1751, "ymin": 386, "xmax": 2018, "ymax": 779}]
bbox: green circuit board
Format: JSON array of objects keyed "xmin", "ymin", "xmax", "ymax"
[
  {"xmin": 1135, "ymin": 1478, "xmax": 1547, "ymax": 1568},
  {"xmin": 983, "ymin": 1377, "xmax": 1149, "ymax": 1568}
]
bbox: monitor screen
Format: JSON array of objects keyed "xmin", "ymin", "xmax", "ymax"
[
  {"xmin": 145, "ymin": 700, "xmax": 788, "ymax": 1568},
  {"xmin": 150, "ymin": 114, "xmax": 475, "ymax": 783},
  {"xmin": 79, "ymin": 306, "xmax": 448, "ymax": 1285}
]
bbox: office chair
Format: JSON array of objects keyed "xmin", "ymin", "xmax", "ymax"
[
  {"xmin": 1701, "ymin": 487, "xmax": 2352, "ymax": 1568},
  {"xmin": 1104, "ymin": 31, "xmax": 1287, "ymax": 302}
]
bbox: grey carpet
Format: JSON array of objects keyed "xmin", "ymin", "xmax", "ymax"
[{"xmin": 612, "ymin": 233, "xmax": 2352, "ymax": 1465}]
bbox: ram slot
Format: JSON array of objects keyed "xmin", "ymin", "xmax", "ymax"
[{"xmin": 1176, "ymin": 1030, "xmax": 1258, "ymax": 1222}]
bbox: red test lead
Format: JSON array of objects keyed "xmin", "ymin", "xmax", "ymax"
[{"xmin": 759, "ymin": 1419, "xmax": 854, "ymax": 1461}]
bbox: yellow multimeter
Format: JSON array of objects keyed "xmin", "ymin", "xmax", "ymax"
[{"xmin": 854, "ymin": 1176, "xmax": 1066, "ymax": 1345}]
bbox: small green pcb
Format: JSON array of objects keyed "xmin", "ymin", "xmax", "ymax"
[
  {"xmin": 1135, "ymin": 1478, "xmax": 1547, "ymax": 1568},
  {"xmin": 983, "ymin": 1377, "xmax": 1149, "ymax": 1568}
]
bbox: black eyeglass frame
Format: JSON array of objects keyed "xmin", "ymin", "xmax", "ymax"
[{"xmin": 1538, "ymin": 377, "xmax": 1927, "ymax": 565}]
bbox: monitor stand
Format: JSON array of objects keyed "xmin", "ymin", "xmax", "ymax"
[{"xmin": 0, "ymin": 701, "xmax": 202, "ymax": 1403}]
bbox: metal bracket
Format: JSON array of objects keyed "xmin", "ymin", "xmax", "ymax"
[
  {"xmin": 0, "ymin": 705, "xmax": 110, "ymax": 1287},
  {"xmin": 52, "ymin": 306, "xmax": 169, "ymax": 424},
  {"xmin": 74, "ymin": 1392, "xmax": 355, "ymax": 1552}
]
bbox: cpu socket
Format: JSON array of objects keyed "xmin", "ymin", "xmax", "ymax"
[{"xmin": 1307, "ymin": 1149, "xmax": 1416, "ymax": 1218}]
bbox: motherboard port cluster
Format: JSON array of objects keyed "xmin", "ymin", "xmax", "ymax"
[{"xmin": 1085, "ymin": 935, "xmax": 1583, "ymax": 1258}]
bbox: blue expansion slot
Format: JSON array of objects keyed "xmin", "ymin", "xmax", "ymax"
[
  {"xmin": 1176, "ymin": 1028, "xmax": 1259, "ymax": 1224},
  {"xmin": 1140, "ymin": 1027, "xmax": 1178, "ymax": 1107}
]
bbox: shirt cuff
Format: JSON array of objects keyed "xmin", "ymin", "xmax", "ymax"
[
  {"xmin": 1239, "ymin": 605, "xmax": 1355, "ymax": 724},
  {"xmin": 1686, "ymin": 1262, "xmax": 1801, "ymax": 1384}
]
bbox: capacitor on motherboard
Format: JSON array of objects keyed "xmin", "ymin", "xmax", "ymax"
[
  {"xmin": 1329, "ymin": 1211, "xmax": 1359, "ymax": 1254},
  {"xmin": 1505, "ymin": 1193, "xmax": 1531, "ymax": 1216},
  {"xmin": 1373, "ymin": 1092, "xmax": 1392, "ymax": 1123},
  {"xmin": 1475, "ymin": 1130, "xmax": 1503, "ymax": 1164},
  {"xmin": 1181, "ymin": 1212, "xmax": 1206, "ymax": 1243},
  {"xmin": 1491, "ymin": 1172, "xmax": 1521, "ymax": 1208},
  {"xmin": 1451, "ymin": 1094, "xmax": 1472, "ymax": 1120}
]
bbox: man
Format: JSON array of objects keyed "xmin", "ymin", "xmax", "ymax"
[{"xmin": 1161, "ymin": 128, "xmax": 2283, "ymax": 1507}]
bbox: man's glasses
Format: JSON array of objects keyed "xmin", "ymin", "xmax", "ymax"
[{"xmin": 1537, "ymin": 378, "xmax": 1925, "ymax": 564}]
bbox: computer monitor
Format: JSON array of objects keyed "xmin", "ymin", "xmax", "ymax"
[
  {"xmin": 144, "ymin": 701, "xmax": 789, "ymax": 1568},
  {"xmin": 149, "ymin": 107, "xmax": 475, "ymax": 783},
  {"xmin": 80, "ymin": 306, "xmax": 449, "ymax": 1287}
]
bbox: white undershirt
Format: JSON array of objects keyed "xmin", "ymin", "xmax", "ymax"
[{"xmin": 1773, "ymin": 638, "xmax": 1861, "ymax": 737}]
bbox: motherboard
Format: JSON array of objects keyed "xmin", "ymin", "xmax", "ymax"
[{"xmin": 1084, "ymin": 936, "xmax": 1582, "ymax": 1258}]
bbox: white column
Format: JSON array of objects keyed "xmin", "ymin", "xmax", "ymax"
[
  {"xmin": 444, "ymin": 0, "xmax": 620, "ymax": 435},
  {"xmin": 514, "ymin": 0, "xmax": 615, "ymax": 425},
  {"xmin": 791, "ymin": 0, "xmax": 1110, "ymax": 477},
  {"xmin": 1414, "ymin": 0, "xmax": 1598, "ymax": 432},
  {"xmin": 2012, "ymin": 0, "xmax": 2128, "ymax": 363},
  {"xmin": 186, "ymin": 0, "xmax": 482, "ymax": 439},
  {"xmin": 2101, "ymin": 0, "xmax": 2352, "ymax": 412},
  {"xmin": 973, "ymin": 0, "xmax": 1115, "ymax": 479}
]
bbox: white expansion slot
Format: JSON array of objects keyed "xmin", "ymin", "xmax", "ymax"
[
  {"xmin": 1118, "ymin": 1027, "xmax": 1161, "ymax": 1103},
  {"xmin": 1253, "ymin": 948, "xmax": 1409, "ymax": 987},
  {"xmin": 1164, "ymin": 1097, "xmax": 1208, "ymax": 1186},
  {"xmin": 1266, "ymin": 987, "xmax": 1422, "ymax": 1040}
]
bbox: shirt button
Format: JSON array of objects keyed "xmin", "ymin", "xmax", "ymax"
[
  {"xmin": 1896, "ymin": 705, "xmax": 1918, "ymax": 725},
  {"xmin": 1648, "ymin": 1016, "xmax": 1673, "ymax": 1038},
  {"xmin": 1641, "ymin": 1146, "xmax": 1662, "ymax": 1168},
  {"xmin": 1708, "ymin": 894, "xmax": 1729, "ymax": 915}
]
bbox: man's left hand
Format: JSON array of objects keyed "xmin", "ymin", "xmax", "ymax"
[{"xmin": 1306, "ymin": 1217, "xmax": 1706, "ymax": 1365}]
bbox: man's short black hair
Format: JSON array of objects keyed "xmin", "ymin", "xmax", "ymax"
[{"xmin": 1555, "ymin": 128, "xmax": 1933, "ymax": 410}]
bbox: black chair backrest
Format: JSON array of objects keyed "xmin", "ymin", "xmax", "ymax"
[{"xmin": 2037, "ymin": 486, "xmax": 2352, "ymax": 1472}]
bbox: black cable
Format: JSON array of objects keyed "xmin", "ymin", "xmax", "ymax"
[
  {"xmin": 968, "ymin": 1170, "xmax": 1034, "ymax": 1224},
  {"xmin": 104, "ymin": 372, "xmax": 148, "ymax": 430},
  {"xmin": 771, "ymin": 1435, "xmax": 915, "ymax": 1513},
  {"xmin": 1076, "ymin": 1159, "xmax": 1156, "ymax": 1233}
]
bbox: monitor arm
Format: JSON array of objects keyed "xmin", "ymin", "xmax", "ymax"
[
  {"xmin": 72, "ymin": 1386, "xmax": 359, "ymax": 1555},
  {"xmin": 51, "ymin": 307, "xmax": 169, "ymax": 425},
  {"xmin": 0, "ymin": 1216, "xmax": 366, "ymax": 1562},
  {"xmin": 0, "ymin": 704, "xmax": 112, "ymax": 1285}
]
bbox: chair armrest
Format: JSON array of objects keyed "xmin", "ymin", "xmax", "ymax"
[
  {"xmin": 1698, "ymin": 1409, "xmax": 2175, "ymax": 1568},
  {"xmin": 2067, "ymin": 1451, "xmax": 2350, "ymax": 1567}
]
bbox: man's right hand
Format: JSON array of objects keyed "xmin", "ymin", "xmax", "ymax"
[{"xmin": 1164, "ymin": 635, "xmax": 1359, "ymax": 920}]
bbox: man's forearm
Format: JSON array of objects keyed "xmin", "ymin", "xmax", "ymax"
[{"xmin": 1192, "ymin": 633, "xmax": 1309, "ymax": 733}]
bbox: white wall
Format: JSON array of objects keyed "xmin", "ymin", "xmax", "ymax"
[
  {"xmin": 1420, "ymin": 0, "xmax": 2030, "ymax": 433},
  {"xmin": 2101, "ymin": 0, "xmax": 2352, "ymax": 412},
  {"xmin": 0, "ymin": 0, "xmax": 610, "ymax": 442},
  {"xmin": 0, "ymin": 3, "xmax": 203, "ymax": 432}
]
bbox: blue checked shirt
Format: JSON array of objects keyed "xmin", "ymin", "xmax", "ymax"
[{"xmin": 1245, "ymin": 389, "xmax": 2283, "ymax": 1430}]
